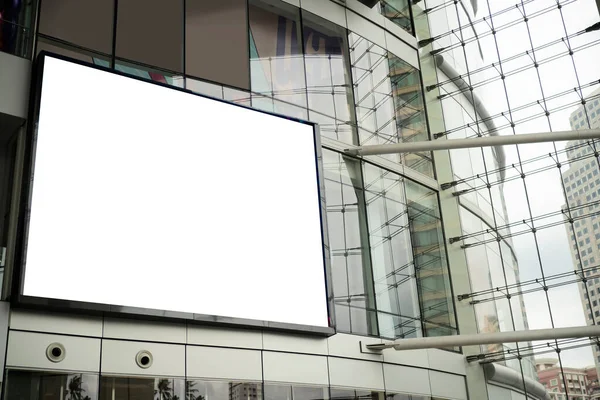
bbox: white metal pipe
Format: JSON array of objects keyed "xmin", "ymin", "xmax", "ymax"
[
  {"xmin": 345, "ymin": 129, "xmax": 600, "ymax": 156},
  {"xmin": 366, "ymin": 324, "xmax": 600, "ymax": 351}
]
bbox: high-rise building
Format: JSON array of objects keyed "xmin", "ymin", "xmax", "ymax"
[
  {"xmin": 561, "ymin": 87, "xmax": 600, "ymax": 377},
  {"xmin": 0, "ymin": 0, "xmax": 598, "ymax": 400}
]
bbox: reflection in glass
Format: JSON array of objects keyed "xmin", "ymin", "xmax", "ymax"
[
  {"xmin": 348, "ymin": 32, "xmax": 433, "ymax": 176},
  {"xmin": 5, "ymin": 370, "xmax": 99, "ymax": 400},
  {"xmin": 249, "ymin": 0, "xmax": 307, "ymax": 119},
  {"xmin": 302, "ymin": 12, "xmax": 357, "ymax": 145},
  {"xmin": 389, "ymin": 55, "xmax": 432, "ymax": 177},
  {"xmin": 185, "ymin": 380, "xmax": 260, "ymax": 400},
  {"xmin": 379, "ymin": 0, "xmax": 413, "ymax": 34},
  {"xmin": 363, "ymin": 163, "xmax": 420, "ymax": 339},
  {"xmin": 36, "ymin": 37, "xmax": 111, "ymax": 67},
  {"xmin": 0, "ymin": 0, "xmax": 34, "ymax": 57},
  {"xmin": 100, "ymin": 376, "xmax": 185, "ymax": 400},
  {"xmin": 323, "ymin": 149, "xmax": 376, "ymax": 336},
  {"xmin": 115, "ymin": 60, "xmax": 183, "ymax": 88},
  {"xmin": 405, "ymin": 179, "xmax": 457, "ymax": 336}
]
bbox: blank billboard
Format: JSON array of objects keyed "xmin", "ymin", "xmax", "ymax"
[{"xmin": 21, "ymin": 54, "xmax": 329, "ymax": 330}]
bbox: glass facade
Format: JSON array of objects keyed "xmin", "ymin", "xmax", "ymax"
[
  {"xmin": 416, "ymin": 0, "xmax": 600, "ymax": 393},
  {"xmin": 3, "ymin": 373, "xmax": 460, "ymax": 400},
  {"xmin": 25, "ymin": 0, "xmax": 455, "ymax": 340},
  {"xmin": 1, "ymin": 0, "xmax": 600, "ymax": 398}
]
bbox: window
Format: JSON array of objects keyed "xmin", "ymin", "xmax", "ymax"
[
  {"xmin": 186, "ymin": 0, "xmax": 250, "ymax": 89},
  {"xmin": 378, "ymin": 0, "xmax": 413, "ymax": 34},
  {"xmin": 249, "ymin": 0, "xmax": 307, "ymax": 119},
  {"xmin": 116, "ymin": 0, "xmax": 183, "ymax": 72},
  {"xmin": 39, "ymin": 0, "xmax": 114, "ymax": 55},
  {"xmin": 551, "ymin": 379, "xmax": 558, "ymax": 386},
  {"xmin": 5, "ymin": 371, "xmax": 100, "ymax": 400}
]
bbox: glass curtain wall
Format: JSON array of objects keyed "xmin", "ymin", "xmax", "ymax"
[
  {"xmin": 416, "ymin": 0, "xmax": 600, "ymax": 391},
  {"xmin": 4, "ymin": 372, "xmax": 465, "ymax": 400},
  {"xmin": 26, "ymin": 0, "xmax": 455, "ymax": 341}
]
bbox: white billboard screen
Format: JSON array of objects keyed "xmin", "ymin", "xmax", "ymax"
[{"xmin": 22, "ymin": 55, "xmax": 329, "ymax": 329}]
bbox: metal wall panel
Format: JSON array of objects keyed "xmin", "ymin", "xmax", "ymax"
[
  {"xmin": 328, "ymin": 357, "xmax": 385, "ymax": 390},
  {"xmin": 7, "ymin": 331, "xmax": 101, "ymax": 372},
  {"xmin": 187, "ymin": 346, "xmax": 262, "ymax": 381},
  {"xmin": 101, "ymin": 339, "xmax": 185, "ymax": 377},
  {"xmin": 103, "ymin": 317, "xmax": 186, "ymax": 344},
  {"xmin": 263, "ymin": 352, "xmax": 328, "ymax": 385}
]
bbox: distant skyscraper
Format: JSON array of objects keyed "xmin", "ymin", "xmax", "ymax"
[{"xmin": 562, "ymin": 87, "xmax": 600, "ymax": 376}]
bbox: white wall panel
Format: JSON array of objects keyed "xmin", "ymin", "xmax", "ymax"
[
  {"xmin": 281, "ymin": 0, "xmax": 300, "ymax": 6},
  {"xmin": 327, "ymin": 334, "xmax": 383, "ymax": 361},
  {"xmin": 263, "ymin": 332, "xmax": 327, "ymax": 355},
  {"xmin": 103, "ymin": 317, "xmax": 186, "ymax": 343},
  {"xmin": 429, "ymin": 371, "xmax": 467, "ymax": 400},
  {"xmin": 346, "ymin": 11, "xmax": 386, "ymax": 49},
  {"xmin": 427, "ymin": 349, "xmax": 466, "ymax": 375},
  {"xmin": 385, "ymin": 31, "xmax": 419, "ymax": 69},
  {"xmin": 344, "ymin": 0, "xmax": 385, "ymax": 26},
  {"xmin": 382, "ymin": 349, "xmax": 429, "ymax": 368},
  {"xmin": 101, "ymin": 339, "xmax": 185, "ymax": 377},
  {"xmin": 383, "ymin": 364, "xmax": 430, "ymax": 395},
  {"xmin": 263, "ymin": 352, "xmax": 328, "ymax": 385},
  {"xmin": 187, "ymin": 325, "xmax": 262, "ymax": 349},
  {"xmin": 383, "ymin": 18, "xmax": 418, "ymax": 48},
  {"xmin": 328, "ymin": 358, "xmax": 384, "ymax": 390},
  {"xmin": 10, "ymin": 310, "xmax": 102, "ymax": 337},
  {"xmin": 7, "ymin": 330, "xmax": 101, "ymax": 372},
  {"xmin": 300, "ymin": 0, "xmax": 347, "ymax": 27},
  {"xmin": 187, "ymin": 346, "xmax": 262, "ymax": 381}
]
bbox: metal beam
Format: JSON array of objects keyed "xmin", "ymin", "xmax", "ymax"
[
  {"xmin": 345, "ymin": 129, "xmax": 600, "ymax": 157},
  {"xmin": 366, "ymin": 324, "xmax": 600, "ymax": 351}
]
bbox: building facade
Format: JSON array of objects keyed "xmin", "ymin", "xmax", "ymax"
[
  {"xmin": 536, "ymin": 358, "xmax": 600, "ymax": 400},
  {"xmin": 0, "ymin": 0, "xmax": 599, "ymax": 400},
  {"xmin": 562, "ymin": 87, "xmax": 600, "ymax": 378}
]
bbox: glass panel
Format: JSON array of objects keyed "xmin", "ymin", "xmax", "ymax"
[
  {"xmin": 186, "ymin": 0, "xmax": 250, "ymax": 90},
  {"xmin": 389, "ymin": 52, "xmax": 432, "ymax": 177},
  {"xmin": 184, "ymin": 381, "xmax": 261, "ymax": 400},
  {"xmin": 116, "ymin": 0, "xmax": 183, "ymax": 72},
  {"xmin": 36, "ymin": 37, "xmax": 110, "ymax": 66},
  {"xmin": 330, "ymin": 388, "xmax": 384, "ymax": 400},
  {"xmin": 5, "ymin": 370, "xmax": 99, "ymax": 400},
  {"xmin": 323, "ymin": 149, "xmax": 376, "ymax": 336},
  {"xmin": 405, "ymin": 179, "xmax": 457, "ymax": 336},
  {"xmin": 302, "ymin": 11, "xmax": 357, "ymax": 145},
  {"xmin": 0, "ymin": 0, "xmax": 35, "ymax": 57},
  {"xmin": 39, "ymin": 0, "xmax": 114, "ymax": 55},
  {"xmin": 100, "ymin": 376, "xmax": 185, "ymax": 400},
  {"xmin": 362, "ymin": 162, "xmax": 420, "ymax": 339},
  {"xmin": 249, "ymin": 0, "xmax": 307, "ymax": 120},
  {"xmin": 115, "ymin": 59, "xmax": 184, "ymax": 88},
  {"xmin": 379, "ymin": 1, "xmax": 413, "ymax": 34},
  {"xmin": 348, "ymin": 32, "xmax": 432, "ymax": 176}
]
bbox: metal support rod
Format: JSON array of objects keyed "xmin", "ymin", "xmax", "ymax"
[
  {"xmin": 345, "ymin": 129, "xmax": 600, "ymax": 156},
  {"xmin": 366, "ymin": 324, "xmax": 600, "ymax": 351}
]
